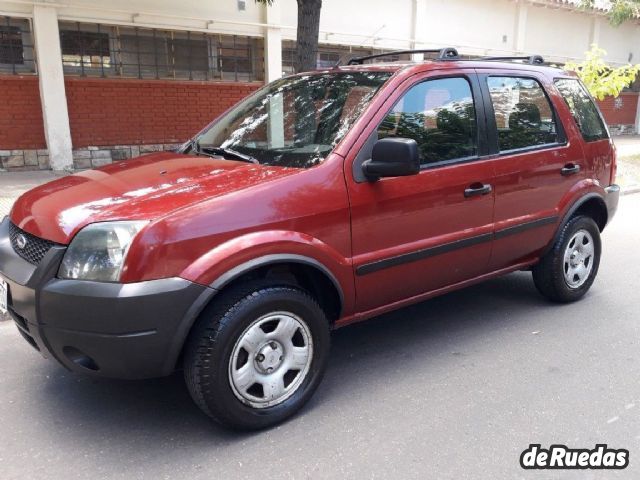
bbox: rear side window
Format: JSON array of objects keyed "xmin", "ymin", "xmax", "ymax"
[
  {"xmin": 377, "ymin": 77, "xmax": 477, "ymax": 165},
  {"xmin": 487, "ymin": 76, "xmax": 559, "ymax": 152},
  {"xmin": 554, "ymin": 78, "xmax": 608, "ymax": 142}
]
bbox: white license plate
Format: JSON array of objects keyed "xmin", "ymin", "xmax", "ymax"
[{"xmin": 0, "ymin": 278, "xmax": 7, "ymax": 315}]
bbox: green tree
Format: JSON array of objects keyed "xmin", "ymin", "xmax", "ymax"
[
  {"xmin": 580, "ymin": 0, "xmax": 640, "ymax": 26},
  {"xmin": 565, "ymin": 45, "xmax": 640, "ymax": 100},
  {"xmin": 256, "ymin": 0, "xmax": 322, "ymax": 73}
]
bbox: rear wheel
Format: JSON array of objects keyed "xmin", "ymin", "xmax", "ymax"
[
  {"xmin": 532, "ymin": 215, "xmax": 601, "ymax": 302},
  {"xmin": 183, "ymin": 281, "xmax": 330, "ymax": 430}
]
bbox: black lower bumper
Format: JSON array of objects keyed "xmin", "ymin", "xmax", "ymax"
[
  {"xmin": 0, "ymin": 217, "xmax": 213, "ymax": 379},
  {"xmin": 604, "ymin": 184, "xmax": 620, "ymax": 224}
]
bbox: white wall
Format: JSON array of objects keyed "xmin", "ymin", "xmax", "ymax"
[
  {"xmin": 286, "ymin": 0, "xmax": 414, "ymax": 50},
  {"xmin": 598, "ymin": 20, "xmax": 640, "ymax": 64},
  {"xmin": 1, "ymin": 0, "xmax": 639, "ymax": 65},
  {"xmin": 421, "ymin": 0, "xmax": 517, "ymax": 54},
  {"xmin": 525, "ymin": 4, "xmax": 593, "ymax": 61}
]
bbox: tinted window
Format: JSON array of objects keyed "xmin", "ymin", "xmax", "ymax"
[
  {"xmin": 378, "ymin": 77, "xmax": 477, "ymax": 165},
  {"xmin": 487, "ymin": 77, "xmax": 558, "ymax": 152},
  {"xmin": 554, "ymin": 78, "xmax": 608, "ymax": 142}
]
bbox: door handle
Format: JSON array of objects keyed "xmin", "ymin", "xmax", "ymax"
[
  {"xmin": 464, "ymin": 183, "xmax": 492, "ymax": 198},
  {"xmin": 561, "ymin": 163, "xmax": 581, "ymax": 176}
]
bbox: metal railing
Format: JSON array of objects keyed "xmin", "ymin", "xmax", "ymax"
[{"xmin": 59, "ymin": 21, "xmax": 264, "ymax": 82}]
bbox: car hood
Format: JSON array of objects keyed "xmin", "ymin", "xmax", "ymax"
[{"xmin": 10, "ymin": 152, "xmax": 298, "ymax": 244}]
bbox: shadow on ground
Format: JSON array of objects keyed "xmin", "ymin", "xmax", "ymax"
[{"xmin": 31, "ymin": 270, "xmax": 557, "ymax": 445}]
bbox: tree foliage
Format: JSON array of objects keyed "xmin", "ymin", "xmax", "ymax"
[
  {"xmin": 580, "ymin": 0, "xmax": 640, "ymax": 26},
  {"xmin": 565, "ymin": 45, "xmax": 640, "ymax": 100}
]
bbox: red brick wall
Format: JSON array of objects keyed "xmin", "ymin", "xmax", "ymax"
[
  {"xmin": 0, "ymin": 76, "xmax": 46, "ymax": 149},
  {"xmin": 596, "ymin": 92, "xmax": 639, "ymax": 125},
  {"xmin": 65, "ymin": 78, "xmax": 262, "ymax": 148},
  {"xmin": 4, "ymin": 76, "xmax": 636, "ymax": 155}
]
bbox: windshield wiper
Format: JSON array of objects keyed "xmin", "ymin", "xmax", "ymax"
[{"xmin": 194, "ymin": 140, "xmax": 259, "ymax": 164}]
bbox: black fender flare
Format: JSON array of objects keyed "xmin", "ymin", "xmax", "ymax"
[
  {"xmin": 209, "ymin": 253, "xmax": 344, "ymax": 308},
  {"xmin": 162, "ymin": 254, "xmax": 344, "ymax": 374},
  {"xmin": 542, "ymin": 192, "xmax": 607, "ymax": 256}
]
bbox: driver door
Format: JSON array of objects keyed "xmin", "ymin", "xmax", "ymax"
[{"xmin": 345, "ymin": 72, "xmax": 496, "ymax": 313}]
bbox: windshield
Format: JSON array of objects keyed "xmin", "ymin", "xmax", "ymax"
[{"xmin": 191, "ymin": 71, "xmax": 392, "ymax": 168}]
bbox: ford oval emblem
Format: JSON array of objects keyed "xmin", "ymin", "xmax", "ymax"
[{"xmin": 15, "ymin": 234, "xmax": 27, "ymax": 250}]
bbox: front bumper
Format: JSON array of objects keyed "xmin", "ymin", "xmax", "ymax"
[
  {"xmin": 604, "ymin": 184, "xmax": 620, "ymax": 224},
  {"xmin": 0, "ymin": 217, "xmax": 212, "ymax": 379}
]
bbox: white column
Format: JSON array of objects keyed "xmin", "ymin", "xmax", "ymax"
[
  {"xmin": 589, "ymin": 16, "xmax": 601, "ymax": 47},
  {"xmin": 263, "ymin": 1, "xmax": 284, "ymax": 147},
  {"xmin": 263, "ymin": 1, "xmax": 283, "ymax": 83},
  {"xmin": 514, "ymin": 1, "xmax": 528, "ymax": 54},
  {"xmin": 32, "ymin": 5, "xmax": 73, "ymax": 171},
  {"xmin": 411, "ymin": 0, "xmax": 428, "ymax": 61},
  {"xmin": 635, "ymin": 93, "xmax": 640, "ymax": 135}
]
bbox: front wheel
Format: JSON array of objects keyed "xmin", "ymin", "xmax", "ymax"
[
  {"xmin": 183, "ymin": 282, "xmax": 330, "ymax": 430},
  {"xmin": 532, "ymin": 215, "xmax": 601, "ymax": 303}
]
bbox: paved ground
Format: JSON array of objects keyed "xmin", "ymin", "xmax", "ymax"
[
  {"xmin": 613, "ymin": 135, "xmax": 640, "ymax": 156},
  {"xmin": 0, "ymin": 192, "xmax": 639, "ymax": 479},
  {"xmin": 615, "ymin": 136, "xmax": 640, "ymax": 194}
]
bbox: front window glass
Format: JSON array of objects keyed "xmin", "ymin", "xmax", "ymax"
[
  {"xmin": 554, "ymin": 78, "xmax": 608, "ymax": 142},
  {"xmin": 192, "ymin": 72, "xmax": 391, "ymax": 168},
  {"xmin": 377, "ymin": 77, "xmax": 477, "ymax": 165},
  {"xmin": 487, "ymin": 76, "xmax": 558, "ymax": 152}
]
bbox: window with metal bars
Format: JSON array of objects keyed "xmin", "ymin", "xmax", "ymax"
[
  {"xmin": 0, "ymin": 16, "xmax": 36, "ymax": 74},
  {"xmin": 59, "ymin": 21, "xmax": 264, "ymax": 82}
]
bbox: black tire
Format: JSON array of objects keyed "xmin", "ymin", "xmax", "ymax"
[
  {"xmin": 532, "ymin": 215, "xmax": 601, "ymax": 303},
  {"xmin": 183, "ymin": 280, "xmax": 330, "ymax": 430}
]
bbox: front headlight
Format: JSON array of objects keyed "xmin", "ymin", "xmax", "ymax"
[{"xmin": 58, "ymin": 221, "xmax": 148, "ymax": 282}]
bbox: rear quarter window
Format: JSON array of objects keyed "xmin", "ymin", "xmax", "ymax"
[{"xmin": 554, "ymin": 78, "xmax": 609, "ymax": 142}]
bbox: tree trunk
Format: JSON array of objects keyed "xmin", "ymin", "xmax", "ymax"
[{"xmin": 296, "ymin": 0, "xmax": 322, "ymax": 72}]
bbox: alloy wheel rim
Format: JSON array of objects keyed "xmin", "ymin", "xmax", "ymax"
[
  {"xmin": 229, "ymin": 312, "xmax": 313, "ymax": 409},
  {"xmin": 563, "ymin": 229, "xmax": 595, "ymax": 289}
]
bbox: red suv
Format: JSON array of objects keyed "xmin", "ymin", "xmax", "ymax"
[{"xmin": 0, "ymin": 49, "xmax": 619, "ymax": 429}]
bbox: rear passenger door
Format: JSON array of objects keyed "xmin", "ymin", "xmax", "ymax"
[{"xmin": 476, "ymin": 70, "xmax": 586, "ymax": 270}]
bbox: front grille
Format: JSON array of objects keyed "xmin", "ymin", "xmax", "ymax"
[{"xmin": 9, "ymin": 222, "xmax": 59, "ymax": 265}]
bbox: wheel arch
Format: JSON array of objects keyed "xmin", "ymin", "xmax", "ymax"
[
  {"xmin": 210, "ymin": 254, "xmax": 345, "ymax": 320},
  {"xmin": 163, "ymin": 254, "xmax": 345, "ymax": 374},
  {"xmin": 543, "ymin": 192, "xmax": 607, "ymax": 257},
  {"xmin": 561, "ymin": 193, "xmax": 608, "ymax": 232}
]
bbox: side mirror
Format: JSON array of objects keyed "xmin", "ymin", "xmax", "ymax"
[{"xmin": 362, "ymin": 138, "xmax": 420, "ymax": 181}]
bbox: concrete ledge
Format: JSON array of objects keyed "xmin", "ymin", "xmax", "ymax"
[{"xmin": 1, "ymin": 143, "xmax": 182, "ymax": 172}]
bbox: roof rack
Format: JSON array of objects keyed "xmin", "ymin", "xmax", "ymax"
[
  {"xmin": 483, "ymin": 55, "xmax": 545, "ymax": 65},
  {"xmin": 347, "ymin": 48, "xmax": 459, "ymax": 65},
  {"xmin": 343, "ymin": 48, "xmax": 545, "ymax": 67}
]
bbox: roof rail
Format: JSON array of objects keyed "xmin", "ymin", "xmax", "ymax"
[
  {"xmin": 482, "ymin": 55, "xmax": 545, "ymax": 65},
  {"xmin": 347, "ymin": 47, "xmax": 459, "ymax": 65},
  {"xmin": 343, "ymin": 49, "xmax": 545, "ymax": 67}
]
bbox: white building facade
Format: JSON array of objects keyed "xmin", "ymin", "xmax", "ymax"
[{"xmin": 0, "ymin": 0, "xmax": 639, "ymax": 171}]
